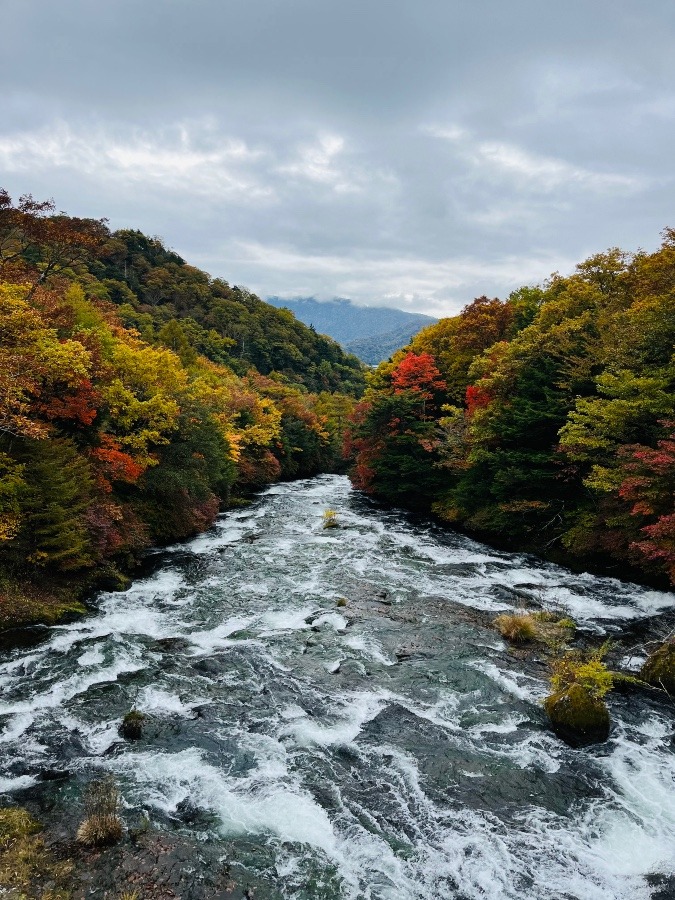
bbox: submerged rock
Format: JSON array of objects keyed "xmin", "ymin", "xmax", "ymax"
[
  {"xmin": 640, "ymin": 639, "xmax": 675, "ymax": 694},
  {"xmin": 544, "ymin": 683, "xmax": 610, "ymax": 747}
]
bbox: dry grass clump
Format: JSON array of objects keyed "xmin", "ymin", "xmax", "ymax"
[
  {"xmin": 494, "ymin": 612, "xmax": 538, "ymax": 643},
  {"xmin": 494, "ymin": 609, "xmax": 576, "ymax": 646},
  {"xmin": 76, "ymin": 777, "xmax": 123, "ymax": 847}
]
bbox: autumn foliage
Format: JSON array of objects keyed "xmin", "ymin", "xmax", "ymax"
[
  {"xmin": 347, "ymin": 231, "xmax": 675, "ymax": 586},
  {"xmin": 0, "ymin": 190, "xmax": 360, "ymax": 605}
]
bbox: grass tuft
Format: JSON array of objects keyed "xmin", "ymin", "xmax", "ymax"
[
  {"xmin": 494, "ymin": 613, "xmax": 538, "ymax": 643},
  {"xmin": 76, "ymin": 777, "xmax": 123, "ymax": 847}
]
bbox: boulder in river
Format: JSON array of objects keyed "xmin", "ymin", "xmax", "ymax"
[
  {"xmin": 640, "ymin": 638, "xmax": 675, "ymax": 694},
  {"xmin": 120, "ymin": 709, "xmax": 145, "ymax": 740},
  {"xmin": 544, "ymin": 683, "xmax": 610, "ymax": 747}
]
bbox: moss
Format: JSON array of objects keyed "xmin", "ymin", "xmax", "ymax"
[
  {"xmin": 0, "ymin": 576, "xmax": 86, "ymax": 631},
  {"xmin": 0, "ymin": 808, "xmax": 40, "ymax": 844},
  {"xmin": 0, "ymin": 807, "xmax": 74, "ymax": 898},
  {"xmin": 544, "ymin": 683, "xmax": 610, "ymax": 747},
  {"xmin": 640, "ymin": 639, "xmax": 675, "ymax": 694},
  {"xmin": 121, "ymin": 709, "xmax": 146, "ymax": 740}
]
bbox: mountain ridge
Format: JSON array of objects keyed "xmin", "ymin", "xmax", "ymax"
[{"xmin": 266, "ymin": 296, "xmax": 437, "ymax": 362}]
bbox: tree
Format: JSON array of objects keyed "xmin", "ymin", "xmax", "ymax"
[{"xmin": 0, "ymin": 189, "xmax": 108, "ymax": 293}]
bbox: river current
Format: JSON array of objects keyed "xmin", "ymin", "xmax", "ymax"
[{"xmin": 1, "ymin": 475, "xmax": 675, "ymax": 899}]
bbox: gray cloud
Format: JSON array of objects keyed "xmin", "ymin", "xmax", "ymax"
[{"xmin": 2, "ymin": 0, "xmax": 674, "ymax": 315}]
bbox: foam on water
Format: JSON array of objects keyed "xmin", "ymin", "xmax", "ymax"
[
  {"xmin": 106, "ymin": 746, "xmax": 339, "ymax": 854},
  {"xmin": 1, "ymin": 474, "xmax": 674, "ymax": 900},
  {"xmin": 280, "ymin": 690, "xmax": 391, "ymax": 748},
  {"xmin": 136, "ymin": 686, "xmax": 201, "ymax": 718}
]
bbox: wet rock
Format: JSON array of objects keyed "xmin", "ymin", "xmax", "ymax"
[
  {"xmin": 648, "ymin": 872, "xmax": 675, "ymax": 899},
  {"xmin": 38, "ymin": 769, "xmax": 71, "ymax": 781},
  {"xmin": 335, "ymin": 659, "xmax": 367, "ymax": 677},
  {"xmin": 152, "ymin": 637, "xmax": 191, "ymax": 653},
  {"xmin": 395, "ymin": 644, "xmax": 426, "ymax": 660},
  {"xmin": 49, "ymin": 730, "xmax": 88, "ymax": 762},
  {"xmin": 191, "ymin": 656, "xmax": 229, "ymax": 676},
  {"xmin": 640, "ymin": 639, "xmax": 675, "ymax": 694},
  {"xmin": 544, "ymin": 684, "xmax": 610, "ymax": 747},
  {"xmin": 175, "ymin": 798, "xmax": 212, "ymax": 826},
  {"xmin": 120, "ymin": 710, "xmax": 146, "ymax": 740},
  {"xmin": 71, "ymin": 830, "xmax": 263, "ymax": 899}
]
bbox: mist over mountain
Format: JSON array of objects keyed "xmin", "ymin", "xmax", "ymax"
[{"xmin": 267, "ymin": 297, "xmax": 437, "ymax": 363}]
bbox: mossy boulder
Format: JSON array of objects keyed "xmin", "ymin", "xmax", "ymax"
[
  {"xmin": 640, "ymin": 640, "xmax": 675, "ymax": 694},
  {"xmin": 120, "ymin": 709, "xmax": 145, "ymax": 740},
  {"xmin": 544, "ymin": 683, "xmax": 610, "ymax": 747}
]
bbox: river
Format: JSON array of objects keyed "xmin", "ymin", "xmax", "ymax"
[{"xmin": 1, "ymin": 475, "xmax": 675, "ymax": 899}]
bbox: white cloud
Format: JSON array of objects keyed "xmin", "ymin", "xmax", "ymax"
[
  {"xmin": 0, "ymin": 122, "xmax": 275, "ymax": 203},
  {"xmin": 424, "ymin": 123, "xmax": 644, "ymax": 193},
  {"xmin": 222, "ymin": 240, "xmax": 577, "ymax": 316}
]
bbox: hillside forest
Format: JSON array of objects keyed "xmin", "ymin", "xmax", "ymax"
[
  {"xmin": 346, "ymin": 233, "xmax": 675, "ymax": 588},
  {"xmin": 2, "ymin": 186, "xmax": 675, "ymax": 633},
  {"xmin": 0, "ymin": 190, "xmax": 364, "ymax": 626}
]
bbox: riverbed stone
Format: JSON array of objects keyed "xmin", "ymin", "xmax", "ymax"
[
  {"xmin": 544, "ymin": 683, "xmax": 610, "ymax": 747},
  {"xmin": 640, "ymin": 639, "xmax": 675, "ymax": 694}
]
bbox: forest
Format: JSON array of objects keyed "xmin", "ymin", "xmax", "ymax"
[
  {"xmin": 0, "ymin": 190, "xmax": 364, "ymax": 627},
  {"xmin": 346, "ymin": 232, "xmax": 675, "ymax": 587},
  {"xmin": 2, "ymin": 185, "xmax": 674, "ymax": 636}
]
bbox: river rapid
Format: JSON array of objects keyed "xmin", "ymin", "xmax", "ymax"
[{"xmin": 1, "ymin": 475, "xmax": 675, "ymax": 899}]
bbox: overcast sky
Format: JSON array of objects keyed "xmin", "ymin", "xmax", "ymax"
[{"xmin": 2, "ymin": 0, "xmax": 674, "ymax": 316}]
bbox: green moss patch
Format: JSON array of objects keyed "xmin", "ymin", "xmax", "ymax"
[
  {"xmin": 641, "ymin": 639, "xmax": 675, "ymax": 694},
  {"xmin": 544, "ymin": 683, "xmax": 610, "ymax": 747},
  {"xmin": 0, "ymin": 807, "xmax": 74, "ymax": 898},
  {"xmin": 0, "ymin": 577, "xmax": 86, "ymax": 631}
]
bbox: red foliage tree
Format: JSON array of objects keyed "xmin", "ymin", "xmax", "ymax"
[
  {"xmin": 618, "ymin": 424, "xmax": 675, "ymax": 581},
  {"xmin": 465, "ymin": 384, "xmax": 493, "ymax": 417},
  {"xmin": 391, "ymin": 352, "xmax": 447, "ymax": 400}
]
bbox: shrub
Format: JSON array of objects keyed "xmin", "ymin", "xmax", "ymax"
[
  {"xmin": 494, "ymin": 612, "xmax": 537, "ymax": 643},
  {"xmin": 76, "ymin": 777, "xmax": 123, "ymax": 847},
  {"xmin": 322, "ymin": 509, "xmax": 339, "ymax": 529},
  {"xmin": 550, "ymin": 643, "xmax": 614, "ymax": 699}
]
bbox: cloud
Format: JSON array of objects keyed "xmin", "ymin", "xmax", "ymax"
[
  {"xmin": 424, "ymin": 124, "xmax": 644, "ymax": 193},
  {"xmin": 0, "ymin": 122, "xmax": 275, "ymax": 203},
  {"xmin": 1, "ymin": 0, "xmax": 674, "ymax": 314},
  {"xmin": 218, "ymin": 240, "xmax": 576, "ymax": 316}
]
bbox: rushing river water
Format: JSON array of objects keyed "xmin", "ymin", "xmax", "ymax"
[{"xmin": 2, "ymin": 475, "xmax": 675, "ymax": 899}]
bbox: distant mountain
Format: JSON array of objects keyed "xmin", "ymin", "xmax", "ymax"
[
  {"xmin": 266, "ymin": 297, "xmax": 437, "ymax": 364},
  {"xmin": 344, "ymin": 322, "xmax": 434, "ymax": 366}
]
